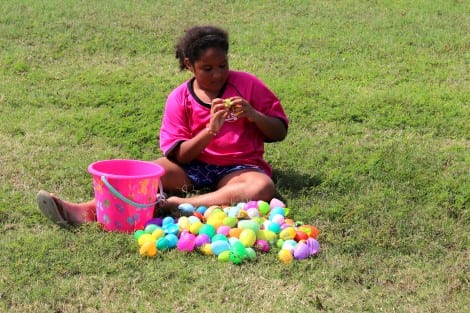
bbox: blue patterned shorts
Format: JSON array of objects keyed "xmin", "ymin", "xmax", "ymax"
[{"xmin": 181, "ymin": 160, "xmax": 263, "ymax": 189}]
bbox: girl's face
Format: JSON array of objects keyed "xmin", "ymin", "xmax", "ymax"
[{"xmin": 186, "ymin": 47, "xmax": 229, "ymax": 94}]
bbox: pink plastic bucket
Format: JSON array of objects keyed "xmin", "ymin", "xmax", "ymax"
[{"xmin": 88, "ymin": 159, "xmax": 165, "ymax": 232}]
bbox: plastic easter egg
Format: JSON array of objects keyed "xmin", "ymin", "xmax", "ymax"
[
  {"xmin": 195, "ymin": 234, "xmax": 210, "ymax": 247},
  {"xmin": 258, "ymin": 200, "xmax": 270, "ymax": 215},
  {"xmin": 217, "ymin": 225, "xmax": 231, "ymax": 236},
  {"xmin": 178, "ymin": 203, "xmax": 195, "ymax": 215},
  {"xmin": 145, "ymin": 218, "xmax": 163, "ymax": 227},
  {"xmin": 267, "ymin": 222, "xmax": 281, "ymax": 234},
  {"xmin": 229, "ymin": 241, "xmax": 247, "ymax": 265},
  {"xmin": 282, "ymin": 239, "xmax": 297, "ymax": 252},
  {"xmin": 206, "ymin": 211, "xmax": 226, "ymax": 229},
  {"xmin": 228, "ymin": 227, "xmax": 243, "ymax": 238},
  {"xmin": 254, "ymin": 239, "xmax": 270, "ymax": 252},
  {"xmin": 188, "ymin": 215, "xmax": 201, "ymax": 224},
  {"xmin": 284, "ymin": 218, "xmax": 295, "ymax": 226},
  {"xmin": 238, "ymin": 220, "xmax": 260, "ymax": 234},
  {"xmin": 293, "ymin": 243, "xmax": 310, "ymax": 260},
  {"xmin": 198, "ymin": 224, "xmax": 216, "ymax": 238},
  {"xmin": 165, "ymin": 234, "xmax": 178, "ymax": 248},
  {"xmin": 196, "ymin": 205, "xmax": 207, "ymax": 214},
  {"xmin": 178, "ymin": 216, "xmax": 191, "ymax": 231},
  {"xmin": 244, "ymin": 200, "xmax": 258, "ymax": 210},
  {"xmin": 134, "ymin": 230, "xmax": 145, "ymax": 240},
  {"xmin": 163, "ymin": 223, "xmax": 179, "ymax": 235},
  {"xmin": 217, "ymin": 250, "xmax": 230, "ymax": 262},
  {"xmin": 200, "ymin": 243, "xmax": 213, "ymax": 256},
  {"xmin": 269, "ymin": 207, "xmax": 285, "ymax": 218},
  {"xmin": 278, "ymin": 249, "xmax": 293, "ymax": 264},
  {"xmin": 257, "ymin": 229, "xmax": 277, "ymax": 243},
  {"xmin": 227, "ymin": 206, "xmax": 241, "ymax": 218},
  {"xmin": 193, "ymin": 212, "xmax": 205, "ymax": 221},
  {"xmin": 144, "ymin": 224, "xmax": 159, "ymax": 234},
  {"xmin": 211, "ymin": 234, "xmax": 228, "ymax": 243},
  {"xmin": 270, "ymin": 214, "xmax": 285, "ymax": 224},
  {"xmin": 294, "ymin": 230, "xmax": 309, "ymax": 242},
  {"xmin": 246, "ymin": 208, "xmax": 259, "ymax": 218},
  {"xmin": 269, "ymin": 198, "xmax": 285, "ymax": 209},
  {"xmin": 177, "ymin": 232, "xmax": 196, "ymax": 252},
  {"xmin": 222, "ymin": 216, "xmax": 237, "ymax": 227},
  {"xmin": 276, "ymin": 239, "xmax": 284, "ymax": 249},
  {"xmin": 162, "ymin": 216, "xmax": 175, "ymax": 226},
  {"xmin": 299, "ymin": 225, "xmax": 321, "ymax": 238},
  {"xmin": 137, "ymin": 233, "xmax": 154, "ymax": 247},
  {"xmin": 279, "ymin": 227, "xmax": 296, "ymax": 240},
  {"xmin": 151, "ymin": 228, "xmax": 165, "ymax": 241},
  {"xmin": 156, "ymin": 237, "xmax": 170, "ymax": 251},
  {"xmin": 228, "ymin": 237, "xmax": 240, "ymax": 247},
  {"xmin": 237, "ymin": 209, "xmax": 249, "ymax": 219},
  {"xmin": 139, "ymin": 240, "xmax": 157, "ymax": 257},
  {"xmin": 245, "ymin": 247, "xmax": 257, "ymax": 260},
  {"xmin": 307, "ymin": 238, "xmax": 320, "ymax": 255},
  {"xmin": 239, "ymin": 229, "xmax": 257, "ymax": 247},
  {"xmin": 189, "ymin": 220, "xmax": 203, "ymax": 235},
  {"xmin": 204, "ymin": 205, "xmax": 222, "ymax": 219},
  {"xmin": 211, "ymin": 240, "xmax": 231, "ymax": 256}
]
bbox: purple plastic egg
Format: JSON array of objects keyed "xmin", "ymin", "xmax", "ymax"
[
  {"xmin": 145, "ymin": 218, "xmax": 163, "ymax": 227},
  {"xmin": 307, "ymin": 238, "xmax": 321, "ymax": 255},
  {"xmin": 293, "ymin": 243, "xmax": 310, "ymax": 260},
  {"xmin": 195, "ymin": 234, "xmax": 211, "ymax": 247}
]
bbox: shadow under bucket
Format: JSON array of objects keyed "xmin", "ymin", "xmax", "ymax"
[{"xmin": 88, "ymin": 159, "xmax": 165, "ymax": 232}]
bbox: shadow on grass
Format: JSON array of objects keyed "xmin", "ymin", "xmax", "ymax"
[{"xmin": 272, "ymin": 168, "xmax": 323, "ymax": 203}]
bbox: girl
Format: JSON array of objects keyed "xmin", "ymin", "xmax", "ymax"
[{"xmin": 37, "ymin": 25, "xmax": 288, "ymax": 225}]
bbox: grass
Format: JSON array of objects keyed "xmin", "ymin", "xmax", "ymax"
[{"xmin": 1, "ymin": 0, "xmax": 469, "ymax": 312}]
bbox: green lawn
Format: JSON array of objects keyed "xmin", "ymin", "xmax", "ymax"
[{"xmin": 1, "ymin": 0, "xmax": 469, "ymax": 312}]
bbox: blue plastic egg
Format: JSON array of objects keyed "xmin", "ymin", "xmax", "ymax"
[{"xmin": 211, "ymin": 240, "xmax": 231, "ymax": 256}]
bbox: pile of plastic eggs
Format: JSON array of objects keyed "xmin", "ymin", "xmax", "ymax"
[{"xmin": 133, "ymin": 198, "xmax": 320, "ymax": 264}]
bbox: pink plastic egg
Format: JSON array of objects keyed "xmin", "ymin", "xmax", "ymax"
[
  {"xmin": 254, "ymin": 239, "xmax": 270, "ymax": 252},
  {"xmin": 177, "ymin": 231, "xmax": 196, "ymax": 252}
]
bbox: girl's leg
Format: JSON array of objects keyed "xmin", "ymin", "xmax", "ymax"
[
  {"xmin": 38, "ymin": 157, "xmax": 194, "ymax": 225},
  {"xmin": 153, "ymin": 157, "xmax": 193, "ymax": 193},
  {"xmin": 37, "ymin": 191, "xmax": 96, "ymax": 224},
  {"xmin": 163, "ymin": 169, "xmax": 275, "ymax": 208}
]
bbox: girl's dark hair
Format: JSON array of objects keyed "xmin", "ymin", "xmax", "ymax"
[{"xmin": 175, "ymin": 25, "xmax": 229, "ymax": 71}]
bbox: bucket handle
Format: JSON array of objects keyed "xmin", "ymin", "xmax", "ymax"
[{"xmin": 101, "ymin": 176, "xmax": 165, "ymax": 208}]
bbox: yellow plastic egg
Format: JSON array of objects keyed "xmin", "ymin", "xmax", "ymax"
[
  {"xmin": 278, "ymin": 249, "xmax": 293, "ymax": 264},
  {"xmin": 137, "ymin": 233, "xmax": 154, "ymax": 247},
  {"xmin": 239, "ymin": 229, "xmax": 257, "ymax": 247},
  {"xmin": 139, "ymin": 241, "xmax": 157, "ymax": 257},
  {"xmin": 237, "ymin": 209, "xmax": 249, "ymax": 219},
  {"xmin": 189, "ymin": 220, "xmax": 203, "ymax": 235},
  {"xmin": 206, "ymin": 211, "xmax": 226, "ymax": 229},
  {"xmin": 151, "ymin": 228, "xmax": 165, "ymax": 241},
  {"xmin": 200, "ymin": 243, "xmax": 213, "ymax": 256},
  {"xmin": 257, "ymin": 229, "xmax": 277, "ymax": 242},
  {"xmin": 279, "ymin": 227, "xmax": 296, "ymax": 241},
  {"xmin": 178, "ymin": 216, "xmax": 191, "ymax": 231},
  {"xmin": 217, "ymin": 250, "xmax": 230, "ymax": 262}
]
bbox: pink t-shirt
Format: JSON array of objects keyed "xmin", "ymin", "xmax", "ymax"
[{"xmin": 159, "ymin": 70, "xmax": 288, "ymax": 177}]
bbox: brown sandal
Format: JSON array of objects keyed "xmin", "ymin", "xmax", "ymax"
[{"xmin": 36, "ymin": 190, "xmax": 72, "ymax": 227}]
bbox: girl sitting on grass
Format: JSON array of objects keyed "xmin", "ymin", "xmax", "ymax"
[{"xmin": 37, "ymin": 25, "xmax": 288, "ymax": 226}]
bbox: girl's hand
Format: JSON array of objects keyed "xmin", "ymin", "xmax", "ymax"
[
  {"xmin": 228, "ymin": 96, "xmax": 259, "ymax": 122},
  {"xmin": 209, "ymin": 98, "xmax": 230, "ymax": 133}
]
